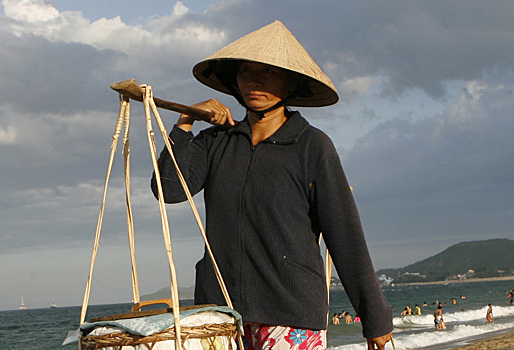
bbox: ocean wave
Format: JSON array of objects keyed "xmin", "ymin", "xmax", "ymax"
[
  {"xmin": 331, "ymin": 316, "xmax": 514, "ymax": 350},
  {"xmin": 392, "ymin": 305, "xmax": 514, "ymax": 328},
  {"xmin": 389, "ymin": 322, "xmax": 514, "ymax": 350}
]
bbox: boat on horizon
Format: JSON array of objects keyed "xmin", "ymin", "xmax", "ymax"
[
  {"xmin": 19, "ymin": 297, "xmax": 27, "ymax": 310},
  {"xmin": 50, "ymin": 302, "xmax": 57, "ymax": 308}
]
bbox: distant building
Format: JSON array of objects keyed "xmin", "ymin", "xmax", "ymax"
[
  {"xmin": 403, "ymin": 272, "xmax": 426, "ymax": 278},
  {"xmin": 330, "ymin": 277, "xmax": 344, "ymax": 290},
  {"xmin": 378, "ymin": 274, "xmax": 394, "ymax": 284}
]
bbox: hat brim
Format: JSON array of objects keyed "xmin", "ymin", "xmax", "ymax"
[
  {"xmin": 191, "ymin": 21, "xmax": 339, "ymax": 108},
  {"xmin": 193, "ymin": 58, "xmax": 339, "ymax": 107}
]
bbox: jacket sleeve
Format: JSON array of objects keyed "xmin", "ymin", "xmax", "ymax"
[
  {"xmin": 311, "ymin": 136, "xmax": 393, "ymax": 339},
  {"xmin": 150, "ymin": 124, "xmax": 210, "ymax": 203}
]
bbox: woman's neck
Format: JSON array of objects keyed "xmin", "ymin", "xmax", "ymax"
[{"xmin": 248, "ymin": 107, "xmax": 288, "ymax": 145}]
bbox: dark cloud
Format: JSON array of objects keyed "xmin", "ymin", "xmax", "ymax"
[
  {"xmin": 1, "ymin": 0, "xmax": 514, "ymax": 309},
  {"xmin": 343, "ymin": 73, "xmax": 514, "ymax": 252},
  {"xmin": 193, "ymin": 0, "xmax": 514, "ymax": 99},
  {"xmin": 0, "ymin": 30, "xmax": 122, "ymax": 114}
]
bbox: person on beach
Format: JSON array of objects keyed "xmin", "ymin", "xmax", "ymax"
[
  {"xmin": 434, "ymin": 305, "xmax": 446, "ymax": 329},
  {"xmin": 338, "ymin": 311, "xmax": 347, "ymax": 322},
  {"xmin": 354, "ymin": 314, "xmax": 361, "ymax": 323},
  {"xmin": 332, "ymin": 313, "xmax": 340, "ymax": 325},
  {"xmin": 414, "ymin": 304, "xmax": 422, "ymax": 315},
  {"xmin": 345, "ymin": 313, "xmax": 354, "ymax": 324},
  {"xmin": 401, "ymin": 305, "xmax": 412, "ymax": 316},
  {"xmin": 452, "ymin": 298, "xmax": 457, "ymax": 305},
  {"xmin": 151, "ymin": 21, "xmax": 393, "ymax": 350},
  {"xmin": 440, "ymin": 316, "xmax": 447, "ymax": 329},
  {"xmin": 509, "ymin": 290, "xmax": 513, "ymax": 304},
  {"xmin": 486, "ymin": 304, "xmax": 494, "ymax": 323}
]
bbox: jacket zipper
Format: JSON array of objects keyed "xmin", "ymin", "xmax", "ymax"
[
  {"xmin": 283, "ymin": 255, "xmax": 323, "ymax": 279},
  {"xmin": 238, "ymin": 141, "xmax": 256, "ymax": 315}
]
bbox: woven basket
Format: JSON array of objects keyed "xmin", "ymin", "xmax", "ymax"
[
  {"xmin": 79, "ymin": 302, "xmax": 239, "ymax": 350},
  {"xmin": 80, "ymin": 323, "xmax": 238, "ymax": 350}
]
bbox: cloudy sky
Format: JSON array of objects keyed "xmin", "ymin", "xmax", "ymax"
[{"xmin": 1, "ymin": 0, "xmax": 513, "ymax": 311}]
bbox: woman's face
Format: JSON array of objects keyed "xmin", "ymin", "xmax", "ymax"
[{"xmin": 236, "ymin": 62, "xmax": 294, "ymax": 111}]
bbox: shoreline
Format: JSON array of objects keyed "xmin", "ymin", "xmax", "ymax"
[
  {"xmin": 452, "ymin": 328, "xmax": 514, "ymax": 349},
  {"xmin": 391, "ymin": 276, "xmax": 514, "ymax": 287},
  {"xmin": 419, "ymin": 328, "xmax": 514, "ymax": 350}
]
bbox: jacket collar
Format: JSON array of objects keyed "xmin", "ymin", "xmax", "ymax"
[{"xmin": 228, "ymin": 111, "xmax": 310, "ymax": 144}]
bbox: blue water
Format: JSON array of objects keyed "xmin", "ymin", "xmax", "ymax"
[
  {"xmin": 1, "ymin": 280, "xmax": 513, "ymax": 349},
  {"xmin": 328, "ymin": 280, "xmax": 514, "ymax": 349}
]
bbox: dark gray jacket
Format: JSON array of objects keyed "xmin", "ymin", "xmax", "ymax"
[{"xmin": 151, "ymin": 111, "xmax": 392, "ymax": 338}]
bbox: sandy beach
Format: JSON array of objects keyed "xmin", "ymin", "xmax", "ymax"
[
  {"xmin": 418, "ymin": 329, "xmax": 514, "ymax": 350},
  {"xmin": 451, "ymin": 329, "xmax": 514, "ymax": 349}
]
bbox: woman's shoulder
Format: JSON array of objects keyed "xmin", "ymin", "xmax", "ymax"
[
  {"xmin": 292, "ymin": 114, "xmax": 336, "ymax": 149},
  {"xmin": 306, "ymin": 125, "xmax": 335, "ymax": 146},
  {"xmin": 300, "ymin": 124, "xmax": 340, "ymax": 160}
]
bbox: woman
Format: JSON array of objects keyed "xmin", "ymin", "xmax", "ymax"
[
  {"xmin": 151, "ymin": 21, "xmax": 392, "ymax": 349},
  {"xmin": 486, "ymin": 304, "xmax": 494, "ymax": 323},
  {"xmin": 401, "ymin": 306, "xmax": 412, "ymax": 316},
  {"xmin": 434, "ymin": 305, "xmax": 446, "ymax": 330},
  {"xmin": 331, "ymin": 313, "xmax": 340, "ymax": 325}
]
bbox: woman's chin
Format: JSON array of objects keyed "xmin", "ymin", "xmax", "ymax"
[
  {"xmin": 244, "ymin": 97, "xmax": 282, "ymax": 112},
  {"xmin": 246, "ymin": 102, "xmax": 279, "ymax": 112}
]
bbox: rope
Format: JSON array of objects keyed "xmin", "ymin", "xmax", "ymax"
[
  {"xmin": 145, "ymin": 85, "xmax": 241, "ymax": 348},
  {"xmin": 149, "ymin": 95, "xmax": 234, "ymax": 310},
  {"xmin": 319, "ymin": 234, "xmax": 333, "ymax": 326},
  {"xmin": 143, "ymin": 85, "xmax": 183, "ymax": 350},
  {"xmin": 80, "ymin": 96, "xmax": 127, "ymax": 324},
  {"xmin": 325, "ymin": 248, "xmax": 333, "ymax": 301},
  {"xmin": 122, "ymin": 96, "xmax": 141, "ymax": 305}
]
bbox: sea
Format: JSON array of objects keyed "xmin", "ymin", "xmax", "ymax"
[{"xmin": 1, "ymin": 279, "xmax": 513, "ymax": 350}]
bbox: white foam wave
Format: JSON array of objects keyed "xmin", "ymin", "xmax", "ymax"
[
  {"xmin": 330, "ymin": 320, "xmax": 514, "ymax": 350},
  {"xmin": 393, "ymin": 305, "xmax": 514, "ymax": 328},
  {"xmin": 391, "ymin": 322, "xmax": 514, "ymax": 350}
]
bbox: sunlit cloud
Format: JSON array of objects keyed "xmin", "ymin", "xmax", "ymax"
[{"xmin": 2, "ymin": 0, "xmax": 225, "ymax": 53}]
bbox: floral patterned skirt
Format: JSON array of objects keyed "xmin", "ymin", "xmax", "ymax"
[{"xmin": 239, "ymin": 323, "xmax": 326, "ymax": 350}]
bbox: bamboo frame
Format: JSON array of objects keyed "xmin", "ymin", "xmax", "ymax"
[{"xmin": 78, "ymin": 83, "xmax": 241, "ymax": 350}]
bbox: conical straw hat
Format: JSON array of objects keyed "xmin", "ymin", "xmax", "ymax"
[{"xmin": 193, "ymin": 20, "xmax": 339, "ymax": 107}]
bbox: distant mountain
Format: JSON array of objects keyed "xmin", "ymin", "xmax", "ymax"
[
  {"xmin": 377, "ymin": 238, "xmax": 514, "ymax": 282},
  {"xmin": 141, "ymin": 286, "xmax": 195, "ymax": 301}
]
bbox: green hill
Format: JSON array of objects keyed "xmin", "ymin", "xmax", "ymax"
[
  {"xmin": 141, "ymin": 286, "xmax": 195, "ymax": 301},
  {"xmin": 377, "ymin": 238, "xmax": 514, "ymax": 283}
]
